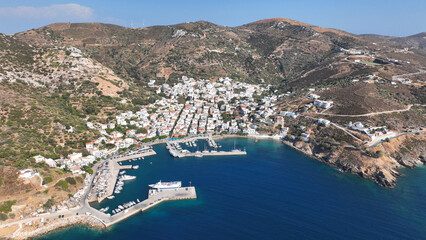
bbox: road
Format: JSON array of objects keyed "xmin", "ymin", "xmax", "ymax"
[
  {"xmin": 303, "ymin": 115, "xmax": 365, "ymax": 143},
  {"xmin": 310, "ymin": 104, "xmax": 415, "ymax": 117},
  {"xmin": 366, "ymin": 130, "xmax": 426, "ymax": 149}
]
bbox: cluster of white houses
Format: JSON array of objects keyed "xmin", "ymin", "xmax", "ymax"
[
  {"xmin": 90, "ymin": 77, "xmax": 279, "ymax": 142},
  {"xmin": 349, "ymin": 122, "xmax": 396, "ymax": 142}
]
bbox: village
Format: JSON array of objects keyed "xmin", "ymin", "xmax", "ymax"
[{"xmin": 20, "ymin": 76, "xmax": 404, "ymax": 183}]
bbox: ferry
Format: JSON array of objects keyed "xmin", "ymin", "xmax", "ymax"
[
  {"xmin": 149, "ymin": 180, "xmax": 181, "ymax": 189},
  {"xmin": 120, "ymin": 175, "xmax": 136, "ymax": 181}
]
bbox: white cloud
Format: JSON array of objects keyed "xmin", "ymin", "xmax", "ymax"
[{"xmin": 0, "ymin": 3, "xmax": 94, "ymax": 21}]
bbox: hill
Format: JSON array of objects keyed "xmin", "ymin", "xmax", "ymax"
[{"xmin": 0, "ymin": 18, "xmax": 424, "ymax": 203}]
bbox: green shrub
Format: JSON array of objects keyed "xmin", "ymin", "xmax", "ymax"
[
  {"xmin": 0, "ymin": 213, "xmax": 7, "ymax": 221},
  {"xmin": 65, "ymin": 177, "xmax": 76, "ymax": 185},
  {"xmin": 43, "ymin": 198, "xmax": 55, "ymax": 209},
  {"xmin": 0, "ymin": 200, "xmax": 16, "ymax": 213},
  {"xmin": 42, "ymin": 177, "xmax": 53, "ymax": 185},
  {"xmin": 54, "ymin": 180, "xmax": 68, "ymax": 191}
]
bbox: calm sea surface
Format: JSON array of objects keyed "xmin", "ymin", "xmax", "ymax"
[{"xmin": 36, "ymin": 138, "xmax": 426, "ymax": 240}]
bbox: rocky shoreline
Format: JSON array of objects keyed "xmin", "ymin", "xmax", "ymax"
[
  {"xmin": 8, "ymin": 216, "xmax": 105, "ymax": 240},
  {"xmin": 213, "ymin": 133, "xmax": 426, "ymax": 188}
]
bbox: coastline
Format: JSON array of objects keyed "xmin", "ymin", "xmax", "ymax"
[
  {"xmin": 7, "ymin": 215, "xmax": 105, "ymax": 240},
  {"xmin": 2, "ymin": 134, "xmax": 423, "ymax": 239}
]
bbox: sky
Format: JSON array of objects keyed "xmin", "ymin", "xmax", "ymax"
[{"xmin": 0, "ymin": 0, "xmax": 425, "ymax": 36}]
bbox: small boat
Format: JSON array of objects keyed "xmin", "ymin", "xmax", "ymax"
[
  {"xmin": 107, "ymin": 195, "xmax": 115, "ymax": 200},
  {"xmin": 118, "ymin": 205, "xmax": 124, "ymax": 210},
  {"xmin": 120, "ymin": 175, "xmax": 136, "ymax": 181},
  {"xmin": 119, "ymin": 171, "xmax": 126, "ymax": 175},
  {"xmin": 132, "ymin": 165, "xmax": 139, "ymax": 169},
  {"xmin": 100, "ymin": 207, "xmax": 109, "ymax": 212},
  {"xmin": 137, "ymin": 199, "xmax": 140, "ymax": 203}
]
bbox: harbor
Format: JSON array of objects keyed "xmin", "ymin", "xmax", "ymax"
[{"xmin": 88, "ymin": 146, "xmax": 157, "ymax": 203}]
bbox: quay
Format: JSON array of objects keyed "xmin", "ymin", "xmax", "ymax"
[
  {"xmin": 166, "ymin": 135, "xmax": 246, "ymax": 158},
  {"xmin": 88, "ymin": 148, "xmax": 157, "ymax": 203},
  {"xmin": 169, "ymin": 148, "xmax": 247, "ymax": 158},
  {"xmin": 112, "ymin": 148, "xmax": 156, "ymax": 162},
  {"xmin": 105, "ymin": 187, "xmax": 196, "ymax": 226}
]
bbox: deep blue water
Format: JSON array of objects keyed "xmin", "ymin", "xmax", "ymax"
[{"xmin": 36, "ymin": 138, "xmax": 426, "ymax": 240}]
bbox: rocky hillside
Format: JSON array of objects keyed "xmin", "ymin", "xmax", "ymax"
[{"xmin": 0, "ymin": 18, "xmax": 424, "ymax": 189}]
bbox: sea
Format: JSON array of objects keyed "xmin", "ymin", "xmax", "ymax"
[{"xmin": 36, "ymin": 138, "xmax": 426, "ymax": 240}]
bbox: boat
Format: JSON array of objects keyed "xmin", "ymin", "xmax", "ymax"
[
  {"xmin": 195, "ymin": 153, "xmax": 203, "ymax": 157},
  {"xmin": 132, "ymin": 165, "xmax": 139, "ymax": 169},
  {"xmin": 118, "ymin": 205, "xmax": 124, "ymax": 210},
  {"xmin": 114, "ymin": 190, "xmax": 121, "ymax": 194},
  {"xmin": 100, "ymin": 207, "xmax": 109, "ymax": 212},
  {"xmin": 107, "ymin": 195, "xmax": 115, "ymax": 200},
  {"xmin": 120, "ymin": 175, "xmax": 136, "ymax": 181},
  {"xmin": 119, "ymin": 171, "xmax": 126, "ymax": 175},
  {"xmin": 149, "ymin": 180, "xmax": 181, "ymax": 189}
]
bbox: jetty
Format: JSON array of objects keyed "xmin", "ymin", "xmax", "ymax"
[
  {"xmin": 80, "ymin": 186, "xmax": 197, "ymax": 227},
  {"xmin": 166, "ymin": 136, "xmax": 246, "ymax": 158},
  {"xmin": 168, "ymin": 148, "xmax": 247, "ymax": 158},
  {"xmin": 105, "ymin": 187, "xmax": 196, "ymax": 226},
  {"xmin": 111, "ymin": 147, "xmax": 156, "ymax": 162}
]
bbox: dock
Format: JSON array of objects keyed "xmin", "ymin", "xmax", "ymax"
[
  {"xmin": 89, "ymin": 148, "xmax": 157, "ymax": 203},
  {"xmin": 113, "ymin": 149, "xmax": 156, "ymax": 162},
  {"xmin": 168, "ymin": 148, "xmax": 247, "ymax": 158},
  {"xmin": 82, "ymin": 187, "xmax": 197, "ymax": 227},
  {"xmin": 166, "ymin": 136, "xmax": 246, "ymax": 158}
]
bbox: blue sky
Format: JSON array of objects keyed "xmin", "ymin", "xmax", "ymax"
[{"xmin": 0, "ymin": 0, "xmax": 425, "ymax": 36}]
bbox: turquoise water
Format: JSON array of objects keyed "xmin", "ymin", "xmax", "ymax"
[{"xmin": 36, "ymin": 138, "xmax": 426, "ymax": 240}]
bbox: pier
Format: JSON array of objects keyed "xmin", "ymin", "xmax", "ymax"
[
  {"xmin": 168, "ymin": 148, "xmax": 247, "ymax": 158},
  {"xmin": 105, "ymin": 187, "xmax": 196, "ymax": 226},
  {"xmin": 112, "ymin": 148, "xmax": 156, "ymax": 162},
  {"xmin": 80, "ymin": 187, "xmax": 197, "ymax": 227},
  {"xmin": 166, "ymin": 136, "xmax": 246, "ymax": 158}
]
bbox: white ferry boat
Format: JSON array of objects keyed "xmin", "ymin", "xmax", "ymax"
[{"xmin": 149, "ymin": 180, "xmax": 181, "ymax": 189}]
